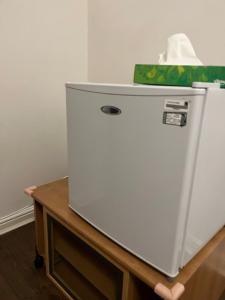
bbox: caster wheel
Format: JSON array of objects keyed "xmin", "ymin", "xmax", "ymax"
[{"xmin": 34, "ymin": 254, "xmax": 44, "ymax": 269}]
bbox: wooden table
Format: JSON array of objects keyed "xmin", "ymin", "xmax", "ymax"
[{"xmin": 26, "ymin": 178, "xmax": 225, "ymax": 300}]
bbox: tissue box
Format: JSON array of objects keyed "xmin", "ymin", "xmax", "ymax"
[{"xmin": 134, "ymin": 65, "xmax": 225, "ymax": 88}]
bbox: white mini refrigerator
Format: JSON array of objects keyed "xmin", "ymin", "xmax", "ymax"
[{"xmin": 66, "ymin": 82, "xmax": 225, "ymax": 277}]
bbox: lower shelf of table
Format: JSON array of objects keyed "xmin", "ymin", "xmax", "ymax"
[{"xmin": 47, "ymin": 214, "xmax": 124, "ymax": 300}]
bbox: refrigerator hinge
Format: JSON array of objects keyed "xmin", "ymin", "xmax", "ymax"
[{"xmin": 192, "ymin": 82, "xmax": 221, "ymax": 89}]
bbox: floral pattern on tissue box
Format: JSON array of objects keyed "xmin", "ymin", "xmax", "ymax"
[{"xmin": 134, "ymin": 65, "xmax": 225, "ymax": 88}]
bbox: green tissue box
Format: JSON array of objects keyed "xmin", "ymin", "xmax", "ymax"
[{"xmin": 134, "ymin": 65, "xmax": 225, "ymax": 88}]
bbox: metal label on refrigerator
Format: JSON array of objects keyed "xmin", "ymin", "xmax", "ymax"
[
  {"xmin": 163, "ymin": 99, "xmax": 188, "ymax": 127},
  {"xmin": 164, "ymin": 99, "xmax": 189, "ymax": 112},
  {"xmin": 163, "ymin": 112, "xmax": 187, "ymax": 127}
]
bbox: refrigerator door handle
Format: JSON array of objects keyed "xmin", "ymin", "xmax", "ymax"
[{"xmin": 101, "ymin": 106, "xmax": 122, "ymax": 115}]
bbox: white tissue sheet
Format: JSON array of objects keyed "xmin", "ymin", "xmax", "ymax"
[{"xmin": 159, "ymin": 33, "xmax": 203, "ymax": 65}]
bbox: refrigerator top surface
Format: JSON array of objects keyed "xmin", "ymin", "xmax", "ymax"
[{"xmin": 66, "ymin": 82, "xmax": 206, "ymax": 96}]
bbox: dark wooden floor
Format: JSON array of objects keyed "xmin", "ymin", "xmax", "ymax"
[{"xmin": 0, "ymin": 222, "xmax": 67, "ymax": 300}]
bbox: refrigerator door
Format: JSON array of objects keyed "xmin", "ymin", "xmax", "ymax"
[{"xmin": 66, "ymin": 84, "xmax": 205, "ymax": 277}]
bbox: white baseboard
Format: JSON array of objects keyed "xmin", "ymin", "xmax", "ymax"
[{"xmin": 0, "ymin": 205, "xmax": 34, "ymax": 235}]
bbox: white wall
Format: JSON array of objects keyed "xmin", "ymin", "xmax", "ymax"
[
  {"xmin": 88, "ymin": 0, "xmax": 225, "ymax": 83},
  {"xmin": 0, "ymin": 0, "xmax": 87, "ymax": 219}
]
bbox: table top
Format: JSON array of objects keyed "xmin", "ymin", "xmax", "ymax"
[{"xmin": 32, "ymin": 177, "xmax": 225, "ymax": 290}]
